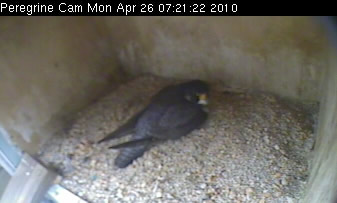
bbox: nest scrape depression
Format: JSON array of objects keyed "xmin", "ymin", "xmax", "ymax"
[{"xmin": 38, "ymin": 75, "xmax": 316, "ymax": 203}]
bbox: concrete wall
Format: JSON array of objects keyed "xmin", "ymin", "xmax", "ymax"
[
  {"xmin": 302, "ymin": 47, "xmax": 337, "ymax": 203},
  {"xmin": 106, "ymin": 16, "xmax": 329, "ymax": 102},
  {"xmin": 0, "ymin": 17, "xmax": 127, "ymax": 154}
]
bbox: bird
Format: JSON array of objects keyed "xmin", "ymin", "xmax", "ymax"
[{"xmin": 97, "ymin": 79, "xmax": 210, "ymax": 168}]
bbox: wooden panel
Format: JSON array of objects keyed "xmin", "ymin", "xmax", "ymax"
[{"xmin": 0, "ymin": 153, "xmax": 58, "ymax": 203}]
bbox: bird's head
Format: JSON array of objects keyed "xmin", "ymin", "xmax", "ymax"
[{"xmin": 181, "ymin": 80, "xmax": 209, "ymax": 105}]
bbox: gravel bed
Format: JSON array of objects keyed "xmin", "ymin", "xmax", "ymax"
[{"xmin": 38, "ymin": 75, "xmax": 317, "ymax": 203}]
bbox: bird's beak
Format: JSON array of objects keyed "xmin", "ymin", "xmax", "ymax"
[{"xmin": 198, "ymin": 93, "xmax": 208, "ymax": 105}]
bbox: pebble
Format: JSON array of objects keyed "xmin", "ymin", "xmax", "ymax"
[
  {"xmin": 245, "ymin": 187, "xmax": 254, "ymax": 195},
  {"xmin": 78, "ymin": 179, "xmax": 86, "ymax": 184},
  {"xmin": 90, "ymin": 159, "xmax": 96, "ymax": 167},
  {"xmin": 229, "ymin": 191, "xmax": 236, "ymax": 199},
  {"xmin": 116, "ymin": 189, "xmax": 123, "ymax": 198},
  {"xmin": 263, "ymin": 136, "xmax": 270, "ymax": 144},
  {"xmin": 259, "ymin": 199, "xmax": 266, "ymax": 203},
  {"xmin": 166, "ymin": 193, "xmax": 174, "ymax": 199},
  {"xmin": 200, "ymin": 183, "xmax": 207, "ymax": 189},
  {"xmin": 274, "ymin": 145, "xmax": 280, "ymax": 150},
  {"xmin": 286, "ymin": 196, "xmax": 295, "ymax": 203},
  {"xmin": 274, "ymin": 191, "xmax": 282, "ymax": 197},
  {"xmin": 155, "ymin": 191, "xmax": 163, "ymax": 198},
  {"xmin": 274, "ymin": 173, "xmax": 282, "ymax": 179},
  {"xmin": 281, "ymin": 177, "xmax": 288, "ymax": 185}
]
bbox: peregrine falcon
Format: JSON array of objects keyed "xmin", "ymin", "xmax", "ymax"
[{"xmin": 97, "ymin": 80, "xmax": 209, "ymax": 168}]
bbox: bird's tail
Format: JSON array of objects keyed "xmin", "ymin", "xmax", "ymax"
[
  {"xmin": 114, "ymin": 141, "xmax": 152, "ymax": 168},
  {"xmin": 96, "ymin": 125, "xmax": 134, "ymax": 144},
  {"xmin": 109, "ymin": 137, "xmax": 153, "ymax": 149},
  {"xmin": 97, "ymin": 110, "xmax": 145, "ymax": 144}
]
